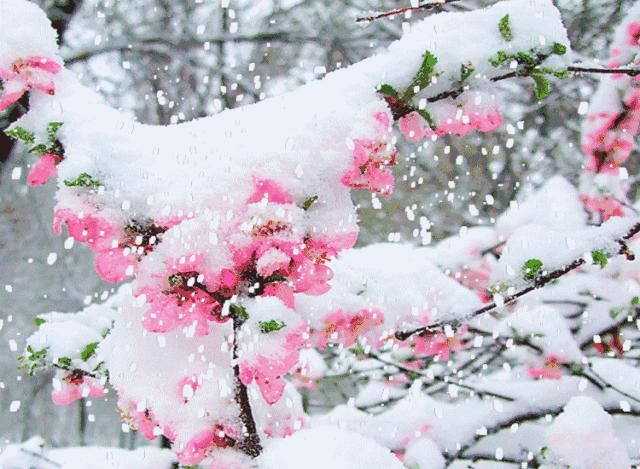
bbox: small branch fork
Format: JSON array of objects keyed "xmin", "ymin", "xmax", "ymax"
[
  {"xmin": 356, "ymin": 0, "xmax": 462, "ymax": 23},
  {"xmin": 231, "ymin": 314, "xmax": 262, "ymax": 458},
  {"xmin": 395, "ymin": 222, "xmax": 640, "ymax": 341}
]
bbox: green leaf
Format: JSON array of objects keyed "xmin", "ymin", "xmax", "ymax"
[
  {"xmin": 540, "ymin": 446, "xmax": 549, "ymax": 459},
  {"xmin": 531, "ymin": 72, "xmax": 550, "ymax": 100},
  {"xmin": 552, "ymin": 42, "xmax": 567, "ymax": 55},
  {"xmin": 377, "ymin": 84, "xmax": 399, "ymax": 99},
  {"xmin": 263, "ymin": 274, "xmax": 287, "ymax": 284},
  {"xmin": 568, "ymin": 361, "xmax": 583, "ymax": 375},
  {"xmin": 80, "ymin": 342, "xmax": 99, "ymax": 361},
  {"xmin": 5, "ymin": 126, "xmax": 35, "ymax": 144},
  {"xmin": 47, "ymin": 122, "xmax": 63, "ymax": 141},
  {"xmin": 301, "ymin": 195, "xmax": 319, "ymax": 211},
  {"xmin": 459, "ymin": 63, "xmax": 475, "ymax": 85},
  {"xmin": 609, "ymin": 308, "xmax": 623, "ymax": 320},
  {"xmin": 515, "ymin": 52, "xmax": 536, "ymax": 66},
  {"xmin": 29, "ymin": 143, "xmax": 48, "ymax": 156},
  {"xmin": 230, "ymin": 303, "xmax": 248, "ymax": 323},
  {"xmin": 632, "ymin": 296, "xmax": 639, "ymax": 306},
  {"xmin": 63, "ymin": 172, "xmax": 101, "ymax": 188},
  {"xmin": 57, "ymin": 356, "xmax": 72, "ymax": 367},
  {"xmin": 591, "ymin": 249, "xmax": 608, "ymax": 269},
  {"xmin": 489, "ymin": 50, "xmax": 510, "ymax": 67},
  {"xmin": 522, "ymin": 258, "xmax": 543, "ymax": 281},
  {"xmin": 33, "ymin": 317, "xmax": 46, "ymax": 326},
  {"xmin": 416, "ymin": 109, "xmax": 436, "ymax": 129},
  {"xmin": 258, "ymin": 319, "xmax": 286, "ymax": 334},
  {"xmin": 499, "ymin": 14, "xmax": 513, "ymax": 41},
  {"xmin": 404, "ymin": 51, "xmax": 438, "ymax": 100},
  {"xmin": 540, "ymin": 67, "xmax": 570, "ymax": 79}
]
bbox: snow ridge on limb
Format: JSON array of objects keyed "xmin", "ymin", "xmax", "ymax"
[{"xmin": 395, "ymin": 219, "xmax": 640, "ymax": 340}]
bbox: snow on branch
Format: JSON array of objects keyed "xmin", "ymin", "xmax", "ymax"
[{"xmin": 395, "ymin": 219, "xmax": 640, "ymax": 340}]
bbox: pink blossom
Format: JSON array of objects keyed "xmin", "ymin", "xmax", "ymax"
[
  {"xmin": 262, "ymin": 282, "xmax": 295, "ymax": 309},
  {"xmin": 0, "ymin": 56, "xmax": 61, "ymax": 110},
  {"xmin": 177, "ymin": 375, "xmax": 200, "ymax": 403},
  {"xmin": 177, "ymin": 425, "xmax": 240, "ymax": 465},
  {"xmin": 628, "ymin": 21, "xmax": 640, "ymax": 46},
  {"xmin": 247, "ymin": 178, "xmax": 293, "ymax": 204},
  {"xmin": 315, "ymin": 308, "xmax": 384, "ymax": 349},
  {"xmin": 138, "ymin": 261, "xmax": 237, "ymax": 335},
  {"xmin": 27, "ymin": 153, "xmax": 62, "ymax": 186},
  {"xmin": 398, "ymin": 112, "xmax": 427, "ymax": 142},
  {"xmin": 256, "ymin": 247, "xmax": 292, "ymax": 278},
  {"xmin": 239, "ymin": 323, "xmax": 307, "ymax": 405},
  {"xmin": 51, "ymin": 374, "xmax": 105, "ymax": 406},
  {"xmin": 411, "ymin": 326, "xmax": 467, "ymax": 360},
  {"xmin": 117, "ymin": 398, "xmax": 174, "ymax": 441},
  {"xmin": 454, "ymin": 265, "xmax": 491, "ymax": 303},
  {"xmin": 527, "ymin": 354, "xmax": 564, "ymax": 380},
  {"xmin": 53, "ymin": 208, "xmax": 120, "ymax": 251},
  {"xmin": 580, "ymin": 194, "xmax": 624, "ymax": 220},
  {"xmin": 341, "ymin": 111, "xmax": 398, "ymax": 195}
]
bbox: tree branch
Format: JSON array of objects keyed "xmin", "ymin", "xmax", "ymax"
[
  {"xmin": 395, "ymin": 222, "xmax": 640, "ymax": 341},
  {"xmin": 368, "ymin": 350, "xmax": 516, "ymax": 401},
  {"xmin": 231, "ymin": 314, "xmax": 262, "ymax": 458},
  {"xmin": 63, "ymin": 33, "xmax": 327, "ymax": 64},
  {"xmin": 356, "ymin": 0, "xmax": 462, "ymax": 23},
  {"xmin": 568, "ymin": 64, "xmax": 640, "ymax": 76},
  {"xmin": 451, "ymin": 405, "xmax": 640, "ymax": 461}
]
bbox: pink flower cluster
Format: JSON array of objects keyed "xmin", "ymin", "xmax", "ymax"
[
  {"xmin": 135, "ymin": 179, "xmax": 357, "ymax": 337},
  {"xmin": 398, "ymin": 94, "xmax": 503, "ymax": 143},
  {"xmin": 54, "ymin": 208, "xmax": 172, "ymax": 283},
  {"xmin": 137, "ymin": 255, "xmax": 237, "ymax": 336},
  {"xmin": 581, "ymin": 18, "xmax": 640, "ymax": 220},
  {"xmin": 341, "ymin": 112, "xmax": 398, "ymax": 195},
  {"xmin": 314, "ymin": 308, "xmax": 384, "ymax": 349},
  {"xmin": 0, "ymin": 56, "xmax": 61, "ymax": 110}
]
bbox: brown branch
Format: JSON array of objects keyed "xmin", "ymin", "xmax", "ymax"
[
  {"xmin": 231, "ymin": 314, "xmax": 262, "ymax": 458},
  {"xmin": 53, "ymin": 364, "xmax": 99, "ymax": 380},
  {"xmin": 568, "ymin": 65, "xmax": 640, "ymax": 76},
  {"xmin": 395, "ymin": 222, "xmax": 640, "ymax": 341},
  {"xmin": 356, "ymin": 0, "xmax": 462, "ymax": 23}
]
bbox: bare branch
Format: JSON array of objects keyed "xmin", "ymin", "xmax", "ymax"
[
  {"xmin": 356, "ymin": 0, "xmax": 463, "ymax": 23},
  {"xmin": 568, "ymin": 64, "xmax": 640, "ymax": 76}
]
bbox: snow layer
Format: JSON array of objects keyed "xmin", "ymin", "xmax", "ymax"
[
  {"xmin": 545, "ymin": 396, "xmax": 631, "ymax": 469},
  {"xmin": 258, "ymin": 426, "xmax": 404, "ymax": 469}
]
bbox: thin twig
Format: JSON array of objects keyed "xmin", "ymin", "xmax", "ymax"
[
  {"xmin": 395, "ymin": 222, "xmax": 640, "ymax": 340},
  {"xmin": 19, "ymin": 449, "xmax": 62, "ymax": 468},
  {"xmin": 368, "ymin": 351, "xmax": 516, "ymax": 401},
  {"xmin": 568, "ymin": 65, "xmax": 640, "ymax": 76},
  {"xmin": 356, "ymin": 0, "xmax": 462, "ymax": 23}
]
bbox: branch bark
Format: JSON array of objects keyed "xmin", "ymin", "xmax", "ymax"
[
  {"xmin": 231, "ymin": 314, "xmax": 262, "ymax": 458},
  {"xmin": 356, "ymin": 0, "xmax": 463, "ymax": 23}
]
